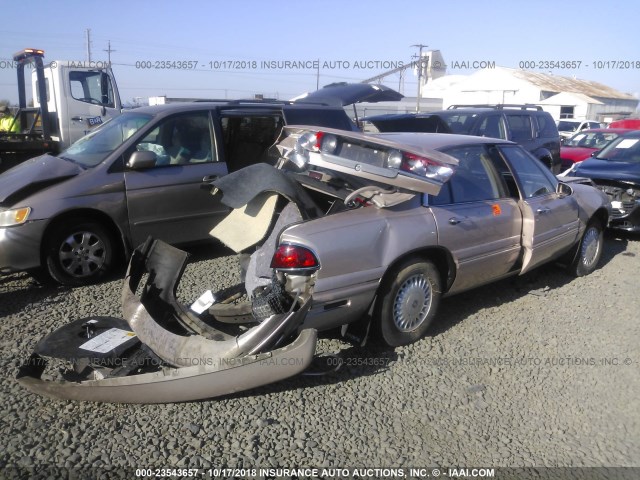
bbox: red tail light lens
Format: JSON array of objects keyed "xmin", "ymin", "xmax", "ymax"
[
  {"xmin": 399, "ymin": 152, "xmax": 455, "ymax": 182},
  {"xmin": 270, "ymin": 244, "xmax": 319, "ymax": 270}
]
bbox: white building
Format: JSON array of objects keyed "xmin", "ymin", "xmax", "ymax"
[{"xmin": 424, "ymin": 66, "xmax": 637, "ymax": 122}]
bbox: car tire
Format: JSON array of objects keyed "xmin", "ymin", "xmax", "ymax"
[
  {"xmin": 44, "ymin": 220, "xmax": 115, "ymax": 286},
  {"xmin": 568, "ymin": 219, "xmax": 603, "ymax": 277},
  {"xmin": 375, "ymin": 258, "xmax": 441, "ymax": 347}
]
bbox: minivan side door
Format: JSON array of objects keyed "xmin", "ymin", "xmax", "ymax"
[{"xmin": 123, "ymin": 110, "xmax": 229, "ymax": 247}]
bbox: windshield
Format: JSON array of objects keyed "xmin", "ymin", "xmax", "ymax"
[
  {"xmin": 565, "ymin": 131, "xmax": 619, "ymax": 149},
  {"xmin": 595, "ymin": 134, "xmax": 640, "ymax": 163},
  {"xmin": 557, "ymin": 120, "xmax": 580, "ymax": 132},
  {"xmin": 60, "ymin": 112, "xmax": 153, "ymax": 167}
]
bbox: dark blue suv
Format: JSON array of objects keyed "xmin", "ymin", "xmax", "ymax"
[{"xmin": 364, "ymin": 104, "xmax": 562, "ymax": 173}]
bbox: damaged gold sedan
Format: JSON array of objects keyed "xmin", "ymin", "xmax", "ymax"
[{"xmin": 18, "ymin": 127, "xmax": 611, "ymax": 403}]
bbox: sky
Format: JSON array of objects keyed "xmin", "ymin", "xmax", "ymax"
[{"xmin": 1, "ymin": 0, "xmax": 639, "ymax": 106}]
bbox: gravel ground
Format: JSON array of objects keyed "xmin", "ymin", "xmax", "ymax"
[{"xmin": 0, "ymin": 232, "xmax": 638, "ymax": 477}]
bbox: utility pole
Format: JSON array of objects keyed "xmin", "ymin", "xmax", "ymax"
[
  {"xmin": 104, "ymin": 40, "xmax": 116, "ymax": 65},
  {"xmin": 411, "ymin": 44, "xmax": 428, "ymax": 112},
  {"xmin": 86, "ymin": 29, "xmax": 92, "ymax": 62}
]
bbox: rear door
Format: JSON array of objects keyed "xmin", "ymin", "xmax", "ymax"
[
  {"xmin": 429, "ymin": 144, "xmax": 522, "ymax": 294},
  {"xmin": 498, "ymin": 145, "xmax": 580, "ymax": 273},
  {"xmin": 123, "ymin": 110, "xmax": 229, "ymax": 247}
]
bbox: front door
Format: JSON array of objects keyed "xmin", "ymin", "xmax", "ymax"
[
  {"xmin": 65, "ymin": 68, "xmax": 121, "ymax": 145},
  {"xmin": 124, "ymin": 111, "xmax": 229, "ymax": 247},
  {"xmin": 498, "ymin": 145, "xmax": 580, "ymax": 273}
]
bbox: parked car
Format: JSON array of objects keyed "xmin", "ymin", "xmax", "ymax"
[
  {"xmin": 556, "ymin": 119, "xmax": 602, "ymax": 141},
  {"xmin": 0, "ymin": 96, "xmax": 368, "ymax": 286},
  {"xmin": 18, "ymin": 127, "xmax": 611, "ymax": 403},
  {"xmin": 560, "ymin": 128, "xmax": 633, "ymax": 170},
  {"xmin": 568, "ymin": 130, "xmax": 640, "ymax": 232},
  {"xmin": 364, "ymin": 104, "xmax": 562, "ymax": 173},
  {"xmin": 608, "ymin": 118, "xmax": 640, "ymax": 129}
]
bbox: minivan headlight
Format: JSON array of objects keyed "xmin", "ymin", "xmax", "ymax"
[{"xmin": 0, "ymin": 207, "xmax": 31, "ymax": 227}]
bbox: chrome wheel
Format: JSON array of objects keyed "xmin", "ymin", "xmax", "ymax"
[
  {"xmin": 392, "ymin": 274, "xmax": 433, "ymax": 332},
  {"xmin": 580, "ymin": 226, "xmax": 601, "ymax": 269},
  {"xmin": 58, "ymin": 231, "xmax": 107, "ymax": 278}
]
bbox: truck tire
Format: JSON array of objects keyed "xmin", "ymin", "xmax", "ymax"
[
  {"xmin": 44, "ymin": 220, "xmax": 115, "ymax": 286},
  {"xmin": 375, "ymin": 258, "xmax": 441, "ymax": 347}
]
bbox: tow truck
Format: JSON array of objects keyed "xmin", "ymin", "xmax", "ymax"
[{"xmin": 0, "ymin": 48, "xmax": 122, "ymax": 173}]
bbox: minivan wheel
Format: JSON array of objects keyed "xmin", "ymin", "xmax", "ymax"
[
  {"xmin": 45, "ymin": 221, "xmax": 115, "ymax": 286},
  {"xmin": 375, "ymin": 258, "xmax": 441, "ymax": 347}
]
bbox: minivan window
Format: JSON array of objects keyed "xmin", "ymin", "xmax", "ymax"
[
  {"xmin": 135, "ymin": 112, "xmax": 214, "ymax": 166},
  {"xmin": 61, "ymin": 112, "xmax": 152, "ymax": 167}
]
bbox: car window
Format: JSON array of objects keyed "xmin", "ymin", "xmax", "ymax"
[
  {"xmin": 284, "ymin": 108, "xmax": 354, "ymax": 131},
  {"xmin": 69, "ymin": 71, "xmax": 115, "ymax": 108},
  {"xmin": 62, "ymin": 112, "xmax": 152, "ymax": 167},
  {"xmin": 506, "ymin": 115, "xmax": 533, "ymax": 141},
  {"xmin": 438, "ymin": 112, "xmax": 477, "ymax": 134},
  {"xmin": 430, "ymin": 145, "xmax": 510, "ymax": 205},
  {"xmin": 595, "ymin": 135, "xmax": 640, "ymax": 163},
  {"xmin": 134, "ymin": 112, "xmax": 214, "ymax": 167},
  {"xmin": 498, "ymin": 145, "xmax": 557, "ymax": 198},
  {"xmin": 536, "ymin": 114, "xmax": 558, "ymax": 138},
  {"xmin": 566, "ymin": 131, "xmax": 619, "ymax": 148},
  {"xmin": 220, "ymin": 115, "xmax": 283, "ymax": 171},
  {"xmin": 477, "ymin": 115, "xmax": 506, "ymax": 139}
]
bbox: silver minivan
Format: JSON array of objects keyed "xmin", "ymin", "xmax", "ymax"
[{"xmin": 0, "ymin": 101, "xmax": 355, "ymax": 285}]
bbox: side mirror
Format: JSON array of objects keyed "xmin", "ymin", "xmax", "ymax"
[
  {"xmin": 556, "ymin": 181, "xmax": 572, "ymax": 197},
  {"xmin": 127, "ymin": 150, "xmax": 157, "ymax": 169}
]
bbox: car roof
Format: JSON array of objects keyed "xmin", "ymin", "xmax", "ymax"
[{"xmin": 127, "ymin": 101, "xmax": 344, "ymax": 116}]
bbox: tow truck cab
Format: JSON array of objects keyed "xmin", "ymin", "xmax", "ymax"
[{"xmin": 1, "ymin": 48, "xmax": 122, "ymax": 172}]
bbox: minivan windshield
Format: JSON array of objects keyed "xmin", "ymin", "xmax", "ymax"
[
  {"xmin": 595, "ymin": 133, "xmax": 640, "ymax": 163},
  {"xmin": 60, "ymin": 112, "xmax": 153, "ymax": 167}
]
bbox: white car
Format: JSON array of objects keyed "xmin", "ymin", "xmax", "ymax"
[{"xmin": 557, "ymin": 119, "xmax": 603, "ymax": 140}]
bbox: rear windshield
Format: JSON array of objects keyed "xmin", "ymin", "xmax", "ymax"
[{"xmin": 284, "ymin": 108, "xmax": 355, "ymax": 131}]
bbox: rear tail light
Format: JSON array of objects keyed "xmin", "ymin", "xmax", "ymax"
[
  {"xmin": 397, "ymin": 152, "xmax": 454, "ymax": 182},
  {"xmin": 270, "ymin": 244, "xmax": 320, "ymax": 271}
]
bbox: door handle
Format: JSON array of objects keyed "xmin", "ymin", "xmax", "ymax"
[
  {"xmin": 71, "ymin": 116, "xmax": 84, "ymax": 121},
  {"xmin": 448, "ymin": 217, "xmax": 463, "ymax": 225},
  {"xmin": 200, "ymin": 175, "xmax": 219, "ymax": 190},
  {"xmin": 536, "ymin": 208, "xmax": 551, "ymax": 215}
]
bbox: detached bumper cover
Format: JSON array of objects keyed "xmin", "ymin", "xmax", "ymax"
[{"xmin": 17, "ymin": 238, "xmax": 317, "ymax": 403}]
